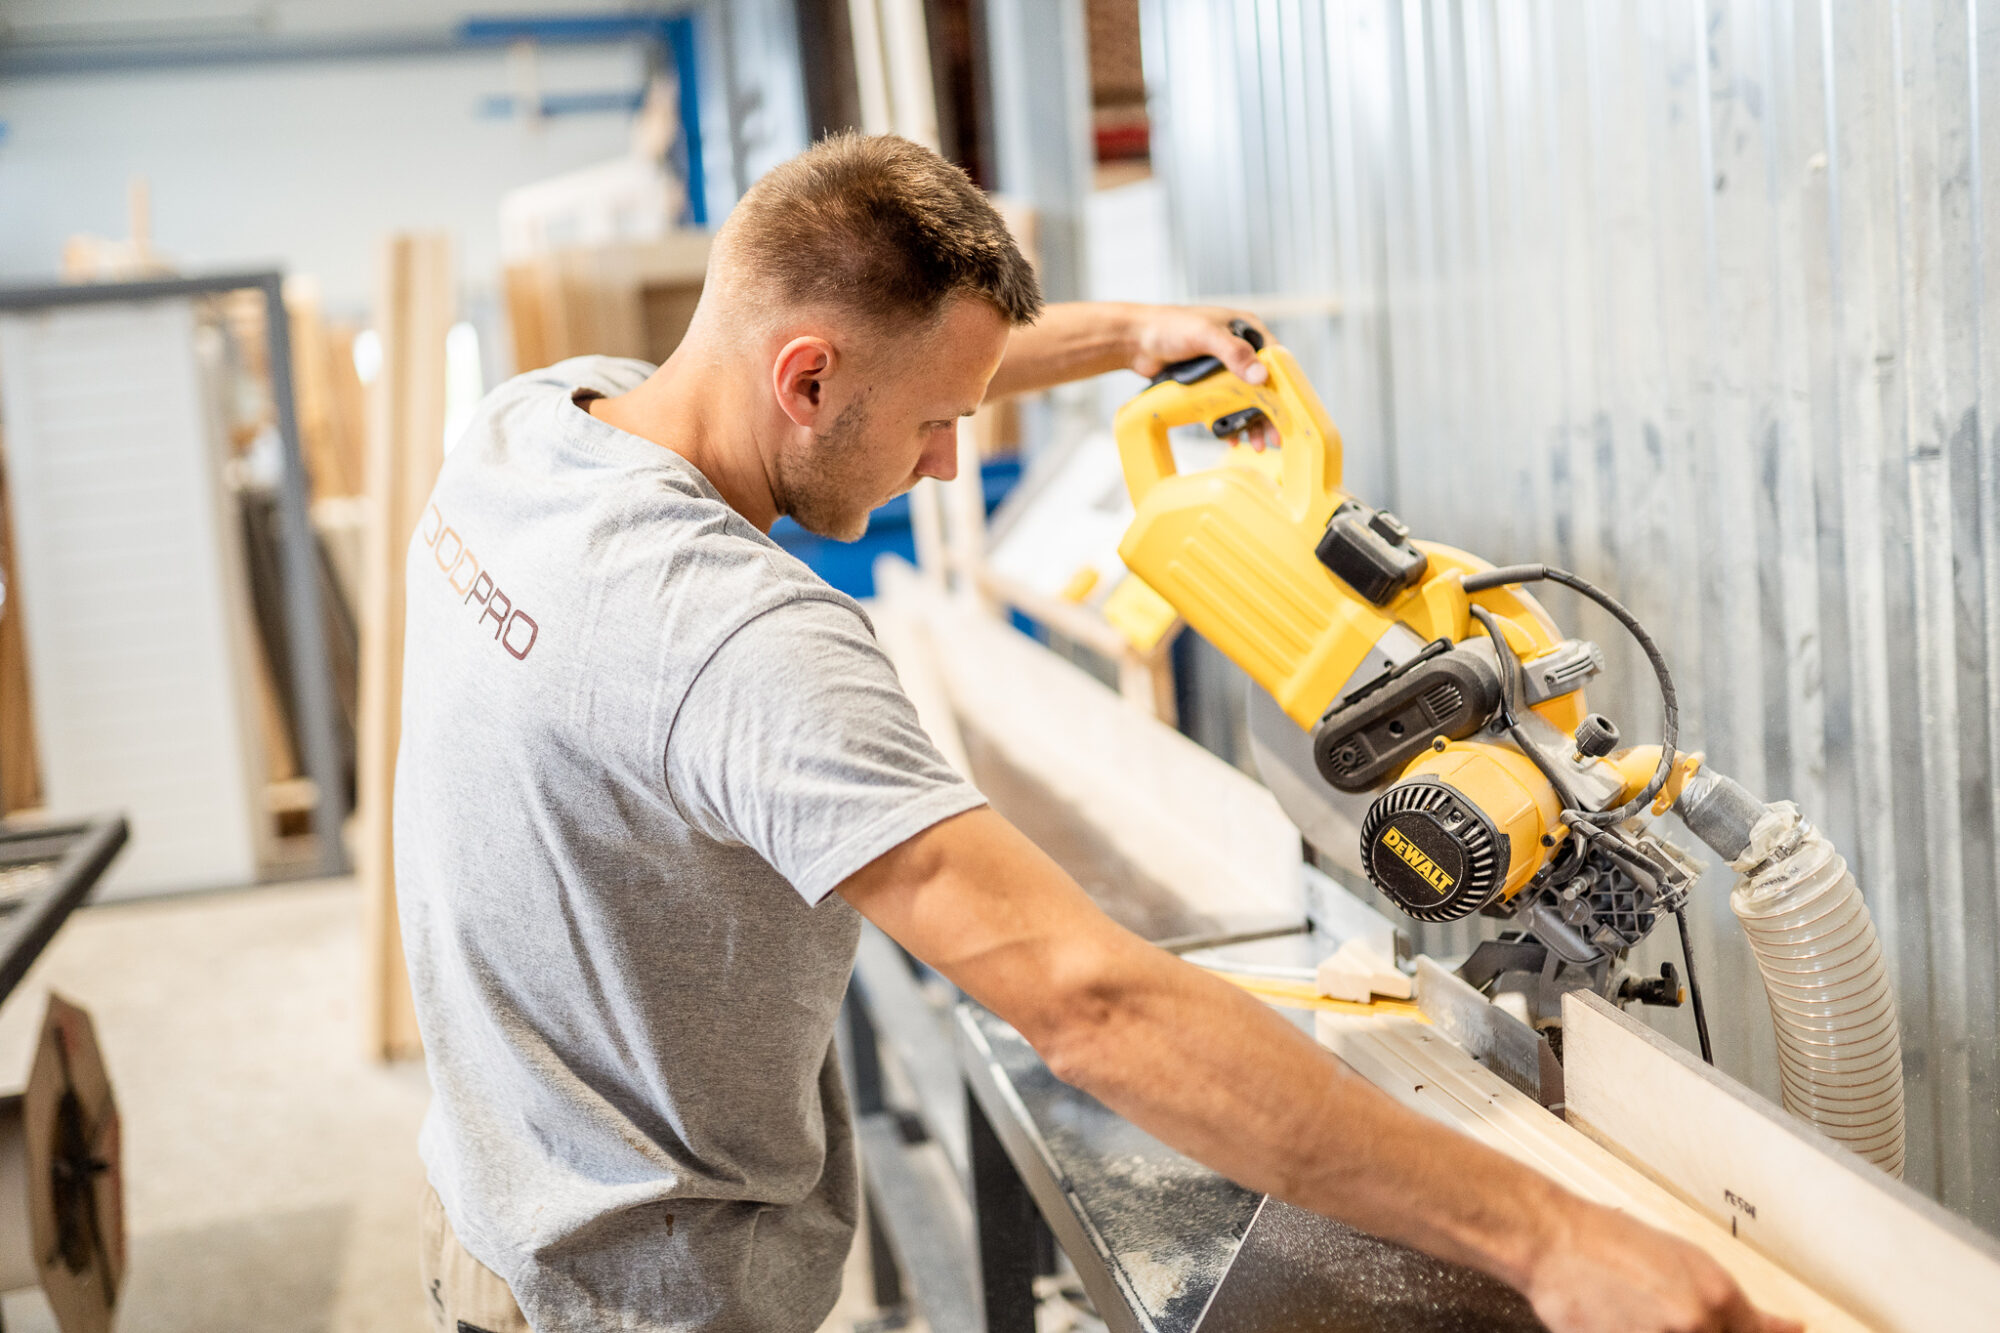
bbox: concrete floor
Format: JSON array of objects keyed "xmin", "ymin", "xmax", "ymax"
[{"xmin": 0, "ymin": 878, "xmax": 894, "ymax": 1333}]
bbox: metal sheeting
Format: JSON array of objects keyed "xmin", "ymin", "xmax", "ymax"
[{"xmin": 1142, "ymin": 0, "xmax": 2000, "ymax": 1231}]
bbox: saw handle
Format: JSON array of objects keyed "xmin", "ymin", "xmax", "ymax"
[
  {"xmin": 1145, "ymin": 318, "xmax": 1267, "ymax": 387},
  {"xmin": 1114, "ymin": 331, "xmax": 1344, "ymax": 526}
]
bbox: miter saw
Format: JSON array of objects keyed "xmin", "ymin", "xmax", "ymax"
[{"xmin": 1111, "ymin": 325, "xmax": 1827, "ymax": 1055}]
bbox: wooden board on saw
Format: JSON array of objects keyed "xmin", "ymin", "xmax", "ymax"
[
  {"xmin": 358, "ymin": 232, "xmax": 454, "ymax": 1061},
  {"xmin": 1314, "ymin": 1010, "xmax": 1870, "ymax": 1331},
  {"xmin": 1562, "ymin": 990, "xmax": 2000, "ymax": 1333},
  {"xmin": 871, "ymin": 557, "xmax": 1297, "ymax": 932}
]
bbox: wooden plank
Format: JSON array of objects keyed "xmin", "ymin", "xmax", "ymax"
[
  {"xmin": 867, "ymin": 567, "xmax": 973, "ymax": 779},
  {"xmin": 0, "ymin": 438, "xmax": 41, "ymax": 815},
  {"xmin": 1314, "ymin": 1011, "xmax": 1871, "ymax": 1332},
  {"xmin": 284, "ymin": 278, "xmax": 366, "ymax": 498},
  {"xmin": 503, "ymin": 235, "xmax": 710, "ymax": 374},
  {"xmin": 973, "ymin": 571, "xmax": 1177, "ymax": 724},
  {"xmin": 502, "ymin": 261, "xmax": 554, "ymax": 374},
  {"xmin": 873, "ymin": 558, "xmax": 1297, "ymax": 926},
  {"xmin": 1562, "ymin": 990, "xmax": 2000, "ymax": 1333},
  {"xmin": 358, "ymin": 232, "xmax": 454, "ymax": 1061}
]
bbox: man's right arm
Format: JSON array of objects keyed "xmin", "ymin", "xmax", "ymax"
[{"xmin": 838, "ymin": 806, "xmax": 1799, "ymax": 1333}]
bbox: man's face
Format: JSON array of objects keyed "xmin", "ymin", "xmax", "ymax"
[{"xmin": 775, "ymin": 297, "xmax": 1010, "ymax": 541}]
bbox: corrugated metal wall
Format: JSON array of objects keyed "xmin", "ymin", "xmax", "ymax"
[{"xmin": 1142, "ymin": 0, "xmax": 2000, "ymax": 1231}]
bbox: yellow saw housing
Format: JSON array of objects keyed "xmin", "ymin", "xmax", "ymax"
[{"xmin": 1113, "ymin": 340, "xmax": 1650, "ymax": 914}]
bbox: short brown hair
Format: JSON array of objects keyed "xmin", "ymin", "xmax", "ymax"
[{"xmin": 718, "ymin": 132, "xmax": 1042, "ymax": 329}]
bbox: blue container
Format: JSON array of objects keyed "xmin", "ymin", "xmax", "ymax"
[{"xmin": 770, "ymin": 458, "xmax": 1022, "ymax": 599}]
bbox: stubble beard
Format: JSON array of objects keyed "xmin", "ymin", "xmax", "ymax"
[{"xmin": 777, "ymin": 397, "xmax": 883, "ymax": 542}]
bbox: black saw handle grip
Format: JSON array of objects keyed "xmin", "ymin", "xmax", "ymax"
[{"xmin": 1145, "ymin": 318, "xmax": 1267, "ymax": 387}]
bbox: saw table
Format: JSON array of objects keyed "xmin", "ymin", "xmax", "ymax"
[{"xmin": 957, "ymin": 998, "xmax": 1546, "ymax": 1332}]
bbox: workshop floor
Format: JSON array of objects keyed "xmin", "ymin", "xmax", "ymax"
[{"xmin": 0, "ymin": 877, "xmax": 900, "ymax": 1333}]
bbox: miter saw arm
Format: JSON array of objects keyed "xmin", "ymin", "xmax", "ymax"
[
  {"xmin": 1113, "ymin": 326, "xmax": 1909, "ymax": 1172},
  {"xmin": 1123, "ymin": 338, "xmax": 1786, "ymax": 993},
  {"xmin": 1112, "ymin": 327, "xmax": 1696, "ymax": 1008}
]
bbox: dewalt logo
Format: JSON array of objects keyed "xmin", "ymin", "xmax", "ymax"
[{"xmin": 1382, "ymin": 825, "xmax": 1455, "ymax": 896}]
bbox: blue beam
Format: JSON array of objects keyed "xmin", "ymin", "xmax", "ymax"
[{"xmin": 667, "ymin": 14, "xmax": 706, "ymax": 226}]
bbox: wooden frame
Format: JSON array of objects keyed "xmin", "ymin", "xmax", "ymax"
[{"xmin": 359, "ymin": 233, "xmax": 454, "ymax": 1061}]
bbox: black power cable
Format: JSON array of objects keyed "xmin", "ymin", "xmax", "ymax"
[
  {"xmin": 1460, "ymin": 563, "xmax": 1680, "ymax": 824},
  {"xmin": 1467, "ymin": 604, "xmax": 1585, "ymax": 812},
  {"xmin": 1675, "ymin": 908, "xmax": 1716, "ymax": 1064},
  {"xmin": 1463, "ymin": 566, "xmax": 1714, "ymax": 1064}
]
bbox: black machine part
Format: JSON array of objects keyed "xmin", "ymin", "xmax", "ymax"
[
  {"xmin": 1312, "ymin": 641, "xmax": 1501, "ymax": 792},
  {"xmin": 1316, "ymin": 500, "xmax": 1430, "ymax": 606},
  {"xmin": 1572, "ymin": 713, "xmax": 1620, "ymax": 758},
  {"xmin": 1358, "ymin": 778, "xmax": 1509, "ymax": 922},
  {"xmin": 1144, "ymin": 317, "xmax": 1266, "ymax": 387},
  {"xmin": 1461, "ymin": 563, "xmax": 1679, "ymax": 824}
]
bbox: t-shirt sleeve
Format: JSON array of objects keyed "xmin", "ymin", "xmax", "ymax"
[{"xmin": 665, "ymin": 595, "xmax": 987, "ymax": 904}]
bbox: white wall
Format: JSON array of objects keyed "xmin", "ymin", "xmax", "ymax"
[{"xmin": 0, "ymin": 44, "xmax": 650, "ymax": 315}]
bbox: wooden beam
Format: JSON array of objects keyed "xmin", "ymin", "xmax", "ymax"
[
  {"xmin": 358, "ymin": 232, "xmax": 453, "ymax": 1062},
  {"xmin": 873, "ymin": 559, "xmax": 1295, "ymax": 926},
  {"xmin": 0, "ymin": 439, "xmax": 41, "ymax": 815},
  {"xmin": 974, "ymin": 569, "xmax": 1178, "ymax": 724},
  {"xmin": 1561, "ymin": 991, "xmax": 2000, "ymax": 1333},
  {"xmin": 1315, "ymin": 1010, "xmax": 1872, "ymax": 1331},
  {"xmin": 867, "ymin": 563, "xmax": 972, "ymax": 780},
  {"xmin": 502, "ymin": 234, "xmax": 710, "ymax": 373}
]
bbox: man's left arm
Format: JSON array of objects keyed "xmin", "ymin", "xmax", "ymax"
[{"xmin": 983, "ymin": 301, "xmax": 1271, "ymax": 400}]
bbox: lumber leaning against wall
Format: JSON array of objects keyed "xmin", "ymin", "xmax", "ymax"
[
  {"xmin": 359, "ymin": 232, "xmax": 454, "ymax": 1061},
  {"xmin": 0, "ymin": 437, "xmax": 40, "ymax": 815},
  {"xmin": 502, "ymin": 234, "xmax": 709, "ymax": 373}
]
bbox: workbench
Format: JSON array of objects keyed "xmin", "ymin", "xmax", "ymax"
[{"xmin": 955, "ymin": 1000, "xmax": 1544, "ymax": 1333}]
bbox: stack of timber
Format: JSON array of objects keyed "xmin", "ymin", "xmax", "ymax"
[
  {"xmin": 504, "ymin": 233, "xmax": 710, "ymax": 374},
  {"xmin": 208, "ymin": 282, "xmax": 364, "ymax": 842},
  {"xmin": 285, "ymin": 277, "xmax": 369, "ymax": 502},
  {"xmin": 359, "ymin": 232, "xmax": 454, "ymax": 1061}
]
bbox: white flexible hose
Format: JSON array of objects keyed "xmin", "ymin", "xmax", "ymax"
[{"xmin": 1728, "ymin": 803, "xmax": 1906, "ymax": 1176}]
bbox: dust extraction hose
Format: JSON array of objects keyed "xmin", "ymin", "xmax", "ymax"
[{"xmin": 1682, "ymin": 772, "xmax": 1907, "ymax": 1175}]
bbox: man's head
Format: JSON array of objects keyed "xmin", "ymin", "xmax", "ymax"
[{"xmin": 698, "ymin": 133, "xmax": 1042, "ymax": 539}]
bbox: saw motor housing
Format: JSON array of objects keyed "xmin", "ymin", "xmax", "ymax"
[{"xmin": 1113, "ymin": 334, "xmax": 1697, "ymax": 1020}]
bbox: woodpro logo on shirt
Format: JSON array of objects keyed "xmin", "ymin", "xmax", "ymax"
[{"xmin": 420, "ymin": 504, "xmax": 540, "ymax": 661}]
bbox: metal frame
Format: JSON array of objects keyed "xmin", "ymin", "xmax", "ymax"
[
  {"xmin": 956, "ymin": 1000, "xmax": 1551, "ymax": 1332},
  {"xmin": 967, "ymin": 1090, "xmax": 1044, "ymax": 1333},
  {"xmin": 840, "ymin": 932, "xmax": 984, "ymax": 1331},
  {"xmin": 0, "ymin": 272, "xmax": 349, "ymax": 879},
  {"xmin": 956, "ymin": 1004, "xmax": 1166, "ymax": 1333},
  {"xmin": 0, "ymin": 814, "xmax": 127, "ymax": 1005}
]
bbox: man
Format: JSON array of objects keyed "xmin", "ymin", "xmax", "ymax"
[{"xmin": 398, "ymin": 133, "xmax": 1795, "ymax": 1333}]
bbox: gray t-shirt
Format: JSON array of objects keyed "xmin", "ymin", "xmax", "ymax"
[{"xmin": 396, "ymin": 355, "xmax": 983, "ymax": 1331}]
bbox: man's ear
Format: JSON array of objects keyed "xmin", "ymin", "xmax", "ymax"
[{"xmin": 772, "ymin": 336, "xmax": 836, "ymax": 428}]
